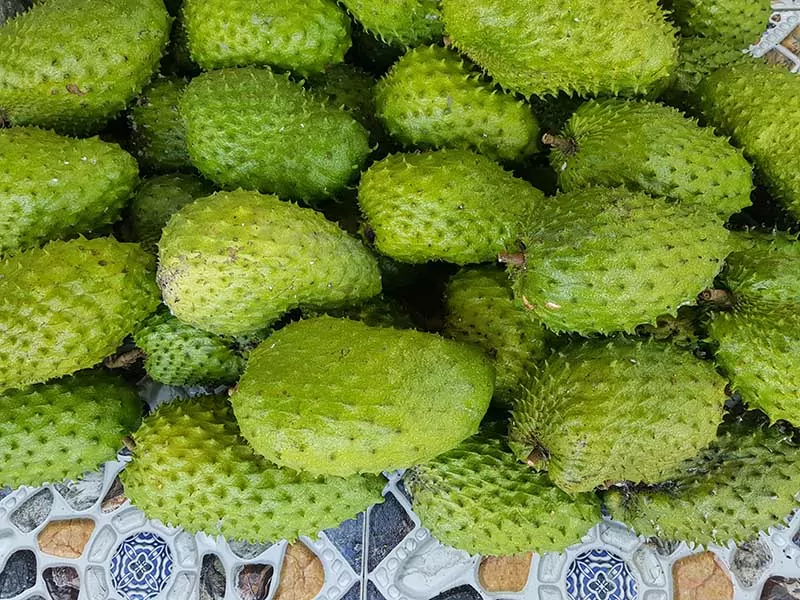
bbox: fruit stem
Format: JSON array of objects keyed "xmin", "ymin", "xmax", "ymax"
[
  {"xmin": 525, "ymin": 443, "xmax": 549, "ymax": 470},
  {"xmin": 498, "ymin": 252, "xmax": 526, "ymax": 267},
  {"xmin": 541, "ymin": 133, "xmax": 577, "ymax": 156},
  {"xmin": 698, "ymin": 288, "xmax": 733, "ymax": 309},
  {"xmin": 103, "ymin": 348, "xmax": 144, "ymax": 369}
]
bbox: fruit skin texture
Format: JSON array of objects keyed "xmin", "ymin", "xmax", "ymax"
[
  {"xmin": 0, "ymin": 127, "xmax": 139, "ymax": 257},
  {"xmin": 670, "ymin": 36, "xmax": 751, "ymax": 95},
  {"xmin": 441, "ymin": 0, "xmax": 677, "ymax": 98},
  {"xmin": 0, "ymin": 237, "xmax": 160, "ymax": 392},
  {"xmin": 0, "ymin": 370, "xmax": 141, "ymax": 489},
  {"xmin": 407, "ymin": 429, "xmax": 601, "ymax": 555},
  {"xmin": 180, "ymin": 67, "xmax": 371, "ymax": 201},
  {"xmin": 510, "ymin": 187, "xmax": 730, "ymax": 335},
  {"xmin": 339, "ymin": 0, "xmax": 443, "ymax": 47},
  {"xmin": 123, "ymin": 396, "xmax": 384, "ymax": 542},
  {"xmin": 550, "ymin": 99, "xmax": 752, "ymax": 221},
  {"xmin": 375, "ymin": 45, "xmax": 539, "ymax": 162},
  {"xmin": 358, "ymin": 150, "xmax": 543, "ymax": 264},
  {"xmin": 158, "ymin": 190, "xmax": 381, "ymax": 337},
  {"xmin": 134, "ymin": 308, "xmax": 244, "ymax": 386},
  {"xmin": 128, "ymin": 77, "xmax": 192, "ymax": 173},
  {"xmin": 231, "ymin": 316, "xmax": 494, "ymax": 476},
  {"xmin": 509, "ymin": 339, "xmax": 726, "ymax": 494},
  {"xmin": 668, "ymin": 0, "xmax": 772, "ymax": 46},
  {"xmin": 444, "ymin": 266, "xmax": 548, "ymax": 406},
  {"xmin": 121, "ymin": 174, "xmax": 214, "ymax": 254},
  {"xmin": 605, "ymin": 419, "xmax": 800, "ymax": 545},
  {"xmin": 183, "ymin": 0, "xmax": 351, "ymax": 75},
  {"xmin": 696, "ymin": 63, "xmax": 800, "ymax": 218},
  {"xmin": 0, "ymin": 0, "xmax": 171, "ymax": 134}
]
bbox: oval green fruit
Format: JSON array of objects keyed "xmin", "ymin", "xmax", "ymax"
[{"xmin": 339, "ymin": 0, "xmax": 443, "ymax": 47}]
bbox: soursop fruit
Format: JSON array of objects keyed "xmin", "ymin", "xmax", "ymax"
[
  {"xmin": 509, "ymin": 187, "xmax": 731, "ymax": 335},
  {"xmin": 406, "ymin": 429, "xmax": 602, "ymax": 555},
  {"xmin": 375, "ymin": 45, "xmax": 539, "ymax": 162},
  {"xmin": 509, "ymin": 338, "xmax": 726, "ymax": 494},
  {"xmin": 547, "ymin": 99, "xmax": 752, "ymax": 220},
  {"xmin": 0, "ymin": 0, "xmax": 171, "ymax": 134},
  {"xmin": 0, "ymin": 237, "xmax": 161, "ymax": 391},
  {"xmin": 310, "ymin": 295, "xmax": 415, "ymax": 329},
  {"xmin": 128, "ymin": 77, "xmax": 192, "ymax": 173},
  {"xmin": 180, "ymin": 67, "xmax": 371, "ymax": 201},
  {"xmin": 605, "ymin": 418, "xmax": 800, "ymax": 544},
  {"xmin": 358, "ymin": 150, "xmax": 544, "ymax": 264},
  {"xmin": 668, "ymin": 0, "xmax": 772, "ymax": 47},
  {"xmin": 671, "ymin": 36, "xmax": 751, "ymax": 95},
  {"xmin": 231, "ymin": 316, "xmax": 494, "ymax": 476},
  {"xmin": 121, "ymin": 174, "xmax": 213, "ymax": 253},
  {"xmin": 158, "ymin": 190, "xmax": 381, "ymax": 336},
  {"xmin": 183, "ymin": 0, "xmax": 351, "ymax": 75},
  {"xmin": 444, "ymin": 266, "xmax": 548, "ymax": 406},
  {"xmin": 696, "ymin": 63, "xmax": 800, "ymax": 218},
  {"xmin": 134, "ymin": 308, "xmax": 244, "ymax": 386},
  {"xmin": 339, "ymin": 0, "xmax": 444, "ymax": 47},
  {"xmin": 0, "ymin": 370, "xmax": 141, "ymax": 489},
  {"xmin": 0, "ymin": 127, "xmax": 139, "ymax": 257},
  {"xmin": 123, "ymin": 396, "xmax": 384, "ymax": 542},
  {"xmin": 441, "ymin": 0, "xmax": 677, "ymax": 97}
]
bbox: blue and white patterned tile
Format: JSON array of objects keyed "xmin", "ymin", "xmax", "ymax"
[
  {"xmin": 109, "ymin": 532, "xmax": 173, "ymax": 600},
  {"xmin": 565, "ymin": 549, "xmax": 638, "ymax": 600}
]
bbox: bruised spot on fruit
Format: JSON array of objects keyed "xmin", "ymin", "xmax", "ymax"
[
  {"xmin": 65, "ymin": 83, "xmax": 87, "ymax": 96},
  {"xmin": 541, "ymin": 133, "xmax": 578, "ymax": 156},
  {"xmin": 104, "ymin": 348, "xmax": 145, "ymax": 370},
  {"xmin": 497, "ymin": 251, "xmax": 525, "ymax": 267},
  {"xmin": 545, "ymin": 301, "xmax": 561, "ymax": 310},
  {"xmin": 521, "ymin": 295, "xmax": 536, "ymax": 310}
]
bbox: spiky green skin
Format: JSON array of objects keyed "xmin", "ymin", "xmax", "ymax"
[
  {"xmin": 180, "ymin": 67, "xmax": 371, "ymax": 201},
  {"xmin": 311, "ymin": 296, "xmax": 415, "ymax": 329},
  {"xmin": 709, "ymin": 308, "xmax": 800, "ymax": 425},
  {"xmin": 671, "ymin": 36, "xmax": 750, "ymax": 95},
  {"xmin": 407, "ymin": 430, "xmax": 600, "ymax": 555},
  {"xmin": 375, "ymin": 46, "xmax": 539, "ymax": 162},
  {"xmin": 511, "ymin": 187, "xmax": 730, "ymax": 335},
  {"xmin": 123, "ymin": 396, "xmax": 384, "ymax": 542},
  {"xmin": 358, "ymin": 150, "xmax": 543, "ymax": 264},
  {"xmin": 509, "ymin": 339, "xmax": 726, "ymax": 493},
  {"xmin": 696, "ymin": 63, "xmax": 800, "ymax": 219},
  {"xmin": 122, "ymin": 174, "xmax": 213, "ymax": 253},
  {"xmin": 0, "ymin": 127, "xmax": 138, "ymax": 257},
  {"xmin": 552, "ymin": 99, "xmax": 752, "ymax": 220},
  {"xmin": 0, "ymin": 370, "xmax": 141, "ymax": 489},
  {"xmin": 444, "ymin": 267, "xmax": 548, "ymax": 406},
  {"xmin": 0, "ymin": 0, "xmax": 170, "ymax": 134},
  {"xmin": 128, "ymin": 77, "xmax": 192, "ymax": 173},
  {"xmin": 134, "ymin": 308, "xmax": 244, "ymax": 386},
  {"xmin": 605, "ymin": 420, "xmax": 800, "ymax": 545},
  {"xmin": 441, "ymin": 0, "xmax": 677, "ymax": 98},
  {"xmin": 668, "ymin": 0, "xmax": 772, "ymax": 46},
  {"xmin": 0, "ymin": 238, "xmax": 160, "ymax": 392},
  {"xmin": 158, "ymin": 190, "xmax": 381, "ymax": 337},
  {"xmin": 339, "ymin": 0, "xmax": 443, "ymax": 47},
  {"xmin": 183, "ymin": 0, "xmax": 350, "ymax": 75},
  {"xmin": 231, "ymin": 316, "xmax": 494, "ymax": 476}
]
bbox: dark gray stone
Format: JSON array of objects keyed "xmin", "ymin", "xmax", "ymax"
[
  {"xmin": 228, "ymin": 540, "xmax": 271, "ymax": 560},
  {"xmin": 760, "ymin": 576, "xmax": 800, "ymax": 600},
  {"xmin": 54, "ymin": 469, "xmax": 104, "ymax": 511},
  {"xmin": 236, "ymin": 564, "xmax": 273, "ymax": 600},
  {"xmin": 200, "ymin": 555, "xmax": 226, "ymax": 600},
  {"xmin": 43, "ymin": 566, "xmax": 80, "ymax": 600},
  {"xmin": 341, "ymin": 583, "xmax": 360, "ymax": 600},
  {"xmin": 324, "ymin": 512, "xmax": 365, "ymax": 573},
  {"xmin": 0, "ymin": 550, "xmax": 36, "ymax": 599},
  {"xmin": 645, "ymin": 537, "xmax": 680, "ymax": 557},
  {"xmin": 368, "ymin": 494, "xmax": 413, "ymax": 572},
  {"xmin": 366, "ymin": 581, "xmax": 386, "ymax": 600},
  {"xmin": 430, "ymin": 585, "xmax": 483, "ymax": 600},
  {"xmin": 732, "ymin": 540, "xmax": 772, "ymax": 588},
  {"xmin": 11, "ymin": 489, "xmax": 53, "ymax": 533}
]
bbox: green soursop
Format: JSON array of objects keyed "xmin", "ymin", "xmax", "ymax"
[
  {"xmin": 671, "ymin": 36, "xmax": 751, "ymax": 95},
  {"xmin": 668, "ymin": 0, "xmax": 772, "ymax": 46},
  {"xmin": 158, "ymin": 190, "xmax": 381, "ymax": 336},
  {"xmin": 605, "ymin": 419, "xmax": 800, "ymax": 544},
  {"xmin": 509, "ymin": 187, "xmax": 730, "ymax": 335},
  {"xmin": 509, "ymin": 339, "xmax": 726, "ymax": 493},
  {"xmin": 407, "ymin": 429, "xmax": 601, "ymax": 555},
  {"xmin": 0, "ymin": 0, "xmax": 170, "ymax": 134},
  {"xmin": 358, "ymin": 150, "xmax": 544, "ymax": 264},
  {"xmin": 0, "ymin": 370, "xmax": 141, "ymax": 489},
  {"xmin": 231, "ymin": 316, "xmax": 494, "ymax": 476},
  {"xmin": 134, "ymin": 308, "xmax": 244, "ymax": 386},
  {"xmin": 339, "ymin": 0, "xmax": 443, "ymax": 47},
  {"xmin": 121, "ymin": 174, "xmax": 213, "ymax": 253},
  {"xmin": 123, "ymin": 396, "xmax": 384, "ymax": 542},
  {"xmin": 548, "ymin": 99, "xmax": 752, "ymax": 220},
  {"xmin": 0, "ymin": 237, "xmax": 161, "ymax": 391},
  {"xmin": 444, "ymin": 266, "xmax": 548, "ymax": 406},
  {"xmin": 183, "ymin": 0, "xmax": 351, "ymax": 75},
  {"xmin": 180, "ymin": 67, "xmax": 371, "ymax": 201},
  {"xmin": 375, "ymin": 45, "xmax": 539, "ymax": 161},
  {"xmin": 128, "ymin": 77, "xmax": 192, "ymax": 173},
  {"xmin": 441, "ymin": 0, "xmax": 677, "ymax": 97},
  {"xmin": 0, "ymin": 127, "xmax": 139, "ymax": 257},
  {"xmin": 696, "ymin": 63, "xmax": 800, "ymax": 218}
]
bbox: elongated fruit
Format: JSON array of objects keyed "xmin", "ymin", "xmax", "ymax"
[
  {"xmin": 158, "ymin": 190, "xmax": 381, "ymax": 336},
  {"xmin": 509, "ymin": 339, "xmax": 726, "ymax": 493},
  {"xmin": 231, "ymin": 316, "xmax": 494, "ymax": 476},
  {"xmin": 0, "ymin": 237, "xmax": 161, "ymax": 391},
  {"xmin": 123, "ymin": 396, "xmax": 384, "ymax": 542},
  {"xmin": 339, "ymin": 0, "xmax": 443, "ymax": 47},
  {"xmin": 668, "ymin": 0, "xmax": 772, "ymax": 46}
]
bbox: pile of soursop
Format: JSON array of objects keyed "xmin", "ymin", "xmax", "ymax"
[{"xmin": 0, "ymin": 0, "xmax": 798, "ymax": 555}]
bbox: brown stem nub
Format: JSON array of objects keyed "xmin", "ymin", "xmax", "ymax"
[
  {"xmin": 541, "ymin": 133, "xmax": 577, "ymax": 156},
  {"xmin": 104, "ymin": 348, "xmax": 144, "ymax": 369},
  {"xmin": 498, "ymin": 251, "xmax": 526, "ymax": 267},
  {"xmin": 698, "ymin": 288, "xmax": 732, "ymax": 308},
  {"xmin": 122, "ymin": 435, "xmax": 136, "ymax": 451},
  {"xmin": 526, "ymin": 444, "xmax": 550, "ymax": 470}
]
